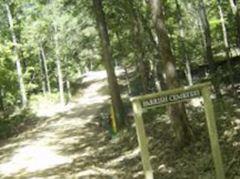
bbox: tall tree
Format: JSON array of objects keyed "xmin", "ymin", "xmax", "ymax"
[
  {"xmin": 0, "ymin": 89, "xmax": 4, "ymax": 111},
  {"xmin": 127, "ymin": 0, "xmax": 150, "ymax": 94},
  {"xmin": 229, "ymin": 0, "xmax": 240, "ymax": 48},
  {"xmin": 53, "ymin": 23, "xmax": 65, "ymax": 105},
  {"xmin": 175, "ymin": 0, "xmax": 193, "ymax": 86},
  {"xmin": 5, "ymin": 3, "xmax": 27, "ymax": 107},
  {"xmin": 92, "ymin": 0, "xmax": 125, "ymax": 127},
  {"xmin": 39, "ymin": 50, "xmax": 46, "ymax": 95},
  {"xmin": 40, "ymin": 44, "xmax": 51, "ymax": 93},
  {"xmin": 198, "ymin": 0, "xmax": 221, "ymax": 97},
  {"xmin": 148, "ymin": 0, "xmax": 193, "ymax": 145},
  {"xmin": 217, "ymin": 0, "xmax": 235, "ymax": 92}
]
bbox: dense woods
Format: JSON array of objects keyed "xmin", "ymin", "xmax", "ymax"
[
  {"xmin": 1, "ymin": 1, "xmax": 239, "ymax": 106},
  {"xmin": 0, "ymin": 0, "xmax": 240, "ymax": 178}
]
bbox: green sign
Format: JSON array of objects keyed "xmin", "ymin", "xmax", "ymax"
[{"xmin": 131, "ymin": 82, "xmax": 225, "ymax": 179}]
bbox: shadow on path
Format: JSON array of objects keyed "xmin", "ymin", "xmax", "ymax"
[{"xmin": 0, "ymin": 71, "xmax": 142, "ymax": 179}]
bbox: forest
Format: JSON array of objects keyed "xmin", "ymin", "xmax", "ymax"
[{"xmin": 0, "ymin": 0, "xmax": 240, "ymax": 178}]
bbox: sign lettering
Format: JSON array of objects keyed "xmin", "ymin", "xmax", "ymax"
[{"xmin": 142, "ymin": 90, "xmax": 201, "ymax": 108}]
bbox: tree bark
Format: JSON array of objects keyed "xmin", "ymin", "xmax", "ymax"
[
  {"xmin": 39, "ymin": 50, "xmax": 46, "ymax": 95},
  {"xmin": 92, "ymin": 0, "xmax": 125, "ymax": 127},
  {"xmin": 198, "ymin": 0, "xmax": 221, "ymax": 98},
  {"xmin": 140, "ymin": 9, "xmax": 166, "ymax": 90},
  {"xmin": 40, "ymin": 45, "xmax": 51, "ymax": 93},
  {"xmin": 197, "ymin": 16, "xmax": 208, "ymax": 64},
  {"xmin": 149, "ymin": 0, "xmax": 193, "ymax": 145},
  {"xmin": 66, "ymin": 79, "xmax": 72, "ymax": 101},
  {"xmin": 0, "ymin": 89, "xmax": 4, "ymax": 111},
  {"xmin": 5, "ymin": 3, "xmax": 27, "ymax": 107},
  {"xmin": 54, "ymin": 24, "xmax": 65, "ymax": 105},
  {"xmin": 229, "ymin": 0, "xmax": 240, "ymax": 48},
  {"xmin": 123, "ymin": 66, "xmax": 132, "ymax": 96},
  {"xmin": 175, "ymin": 0, "xmax": 193, "ymax": 86},
  {"xmin": 217, "ymin": 0, "xmax": 235, "ymax": 92},
  {"xmin": 128, "ymin": 0, "xmax": 149, "ymax": 94},
  {"xmin": 115, "ymin": 33, "xmax": 133, "ymax": 95},
  {"xmin": 150, "ymin": 59, "xmax": 162, "ymax": 91}
]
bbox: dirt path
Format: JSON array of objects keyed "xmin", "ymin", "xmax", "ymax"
[{"xmin": 0, "ymin": 71, "xmax": 140, "ymax": 179}]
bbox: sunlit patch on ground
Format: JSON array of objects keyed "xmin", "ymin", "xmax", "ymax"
[
  {"xmin": 0, "ymin": 70, "xmax": 123, "ymax": 178},
  {"xmin": 106, "ymin": 147, "xmax": 139, "ymax": 167},
  {"xmin": 75, "ymin": 167, "xmax": 120, "ymax": 178},
  {"xmin": 0, "ymin": 70, "xmax": 144, "ymax": 178},
  {"xmin": 190, "ymin": 97, "xmax": 203, "ymax": 107},
  {"xmin": 30, "ymin": 70, "xmax": 111, "ymax": 118},
  {"xmin": 0, "ymin": 144, "xmax": 71, "ymax": 176}
]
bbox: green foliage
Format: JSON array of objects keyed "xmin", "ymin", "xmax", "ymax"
[
  {"xmin": 0, "ymin": 108, "xmax": 36, "ymax": 139},
  {"xmin": 0, "ymin": 0, "xmax": 239, "ymax": 113}
]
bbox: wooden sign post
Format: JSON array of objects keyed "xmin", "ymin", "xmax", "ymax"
[{"xmin": 131, "ymin": 82, "xmax": 225, "ymax": 179}]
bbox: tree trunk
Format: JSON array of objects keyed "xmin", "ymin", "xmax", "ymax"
[
  {"xmin": 39, "ymin": 50, "xmax": 46, "ymax": 95},
  {"xmin": 128, "ymin": 0, "xmax": 150, "ymax": 94},
  {"xmin": 198, "ymin": 0, "xmax": 221, "ymax": 98},
  {"xmin": 92, "ymin": 0, "xmax": 125, "ymax": 127},
  {"xmin": 149, "ymin": 0, "xmax": 193, "ymax": 145},
  {"xmin": 150, "ymin": 59, "xmax": 162, "ymax": 91},
  {"xmin": 115, "ymin": 33, "xmax": 133, "ymax": 96},
  {"xmin": 5, "ymin": 3, "xmax": 27, "ymax": 107},
  {"xmin": 123, "ymin": 66, "xmax": 132, "ymax": 96},
  {"xmin": 66, "ymin": 79, "xmax": 72, "ymax": 101},
  {"xmin": 53, "ymin": 24, "xmax": 65, "ymax": 105},
  {"xmin": 175, "ymin": 0, "xmax": 193, "ymax": 86},
  {"xmin": 0, "ymin": 89, "xmax": 4, "ymax": 111},
  {"xmin": 197, "ymin": 16, "xmax": 208, "ymax": 64},
  {"xmin": 217, "ymin": 0, "xmax": 235, "ymax": 92},
  {"xmin": 40, "ymin": 45, "xmax": 51, "ymax": 93},
  {"xmin": 229, "ymin": 0, "xmax": 240, "ymax": 48},
  {"xmin": 141, "ymin": 9, "xmax": 166, "ymax": 90}
]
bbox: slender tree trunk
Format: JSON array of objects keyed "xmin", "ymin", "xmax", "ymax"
[
  {"xmin": 141, "ymin": 1, "xmax": 167, "ymax": 90},
  {"xmin": 198, "ymin": 0, "xmax": 221, "ymax": 98},
  {"xmin": 5, "ymin": 4, "xmax": 27, "ymax": 107},
  {"xmin": 229, "ymin": 0, "xmax": 240, "ymax": 48},
  {"xmin": 197, "ymin": 16, "xmax": 208, "ymax": 64},
  {"xmin": 39, "ymin": 51, "xmax": 46, "ymax": 95},
  {"xmin": 40, "ymin": 45, "xmax": 51, "ymax": 93},
  {"xmin": 92, "ymin": 0, "xmax": 125, "ymax": 127},
  {"xmin": 175, "ymin": 0, "xmax": 193, "ymax": 86},
  {"xmin": 149, "ymin": 0, "xmax": 193, "ymax": 145},
  {"xmin": 0, "ymin": 89, "xmax": 4, "ymax": 111},
  {"xmin": 128, "ymin": 0, "xmax": 150, "ymax": 94},
  {"xmin": 123, "ymin": 66, "xmax": 132, "ymax": 96},
  {"xmin": 141, "ymin": 13, "xmax": 159, "ymax": 52},
  {"xmin": 217, "ymin": 0, "xmax": 235, "ymax": 92},
  {"xmin": 150, "ymin": 59, "xmax": 162, "ymax": 91},
  {"xmin": 115, "ymin": 33, "xmax": 133, "ymax": 95},
  {"xmin": 66, "ymin": 79, "xmax": 71, "ymax": 101},
  {"xmin": 53, "ymin": 24, "xmax": 65, "ymax": 105},
  {"xmin": 157, "ymin": 61, "xmax": 167, "ymax": 90}
]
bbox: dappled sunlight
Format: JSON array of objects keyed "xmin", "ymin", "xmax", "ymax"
[
  {"xmin": 32, "ymin": 71, "xmax": 110, "ymax": 118},
  {"xmin": 76, "ymin": 80, "xmax": 109, "ymax": 106},
  {"xmin": 0, "ymin": 70, "xmax": 140, "ymax": 178},
  {"xmin": 82, "ymin": 71, "xmax": 107, "ymax": 83},
  {"xmin": 105, "ymin": 147, "xmax": 140, "ymax": 167},
  {"xmin": 190, "ymin": 97, "xmax": 203, "ymax": 107},
  {"xmin": 75, "ymin": 167, "xmax": 120, "ymax": 178},
  {"xmin": 158, "ymin": 164, "xmax": 174, "ymax": 174},
  {"xmin": 31, "ymin": 97, "xmax": 76, "ymax": 118},
  {"xmin": 0, "ymin": 141, "xmax": 72, "ymax": 176}
]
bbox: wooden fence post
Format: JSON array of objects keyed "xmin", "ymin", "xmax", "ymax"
[
  {"xmin": 202, "ymin": 86, "xmax": 225, "ymax": 179},
  {"xmin": 132, "ymin": 100, "xmax": 153, "ymax": 179}
]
